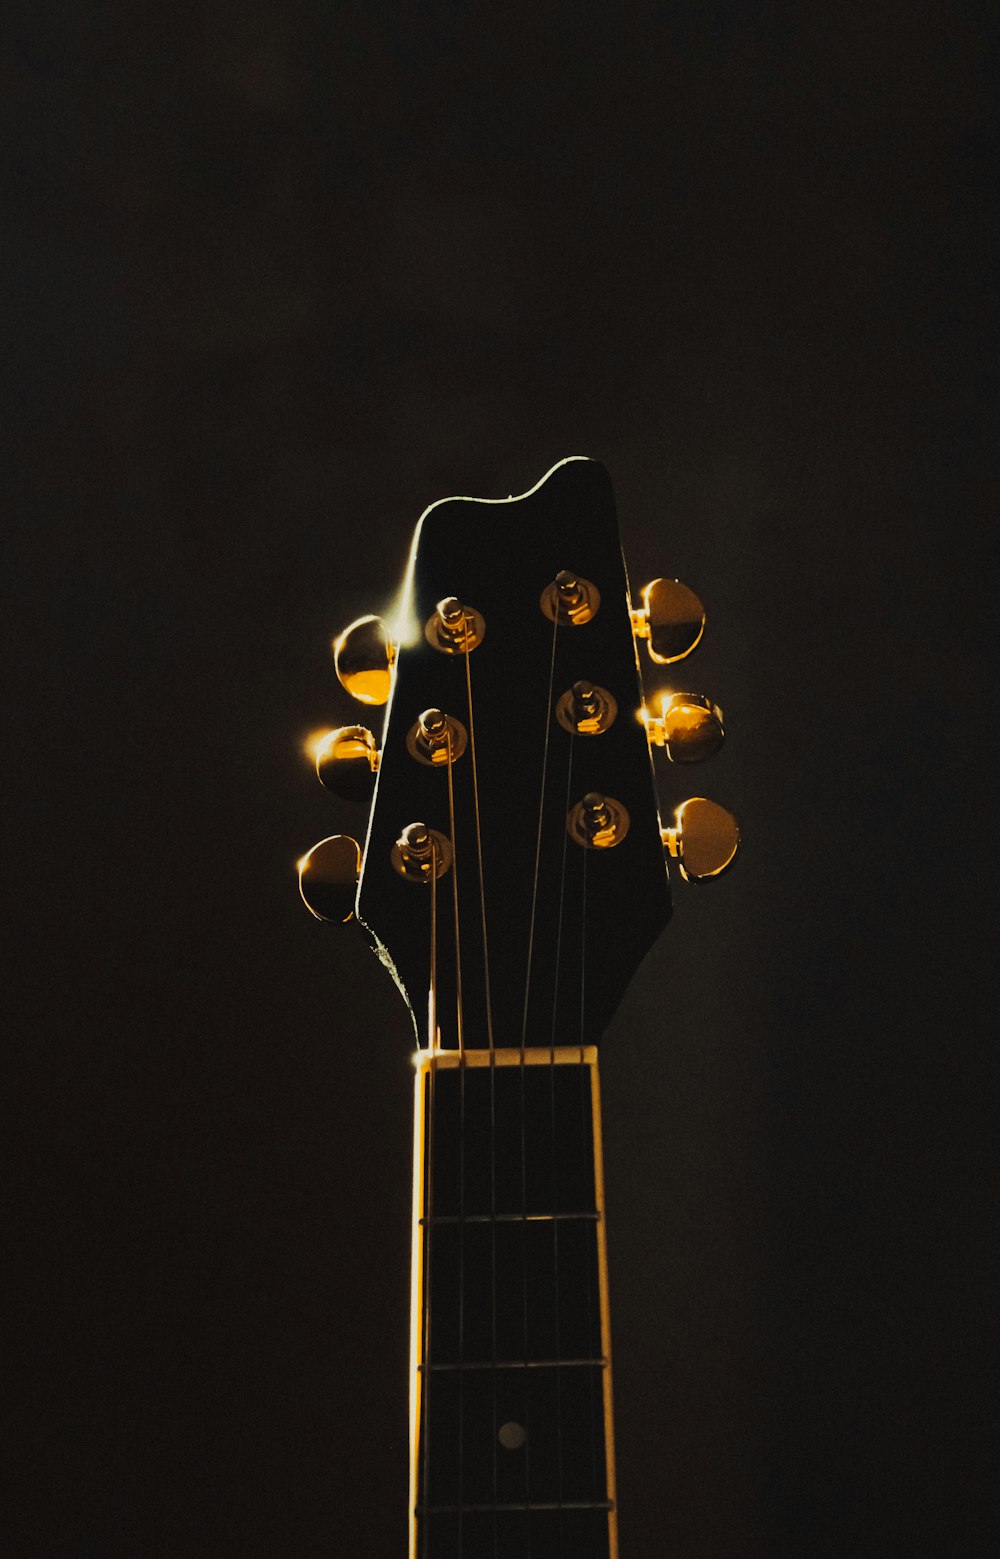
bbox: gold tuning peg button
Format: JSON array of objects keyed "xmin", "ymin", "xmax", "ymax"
[
  {"xmin": 333, "ymin": 615, "xmax": 396, "ymax": 705},
  {"xmin": 297, "ymin": 834, "xmax": 362, "ymax": 921},
  {"xmin": 662, "ymin": 798, "xmax": 739, "ymax": 882},
  {"xmin": 642, "ymin": 692, "xmax": 725, "ymax": 762},
  {"xmin": 315, "ymin": 725, "xmax": 379, "ymax": 801},
  {"xmin": 631, "ymin": 578, "xmax": 705, "ymax": 663}
]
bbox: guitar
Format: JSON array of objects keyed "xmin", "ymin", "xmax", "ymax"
[{"xmin": 297, "ymin": 457, "xmax": 738, "ymax": 1558}]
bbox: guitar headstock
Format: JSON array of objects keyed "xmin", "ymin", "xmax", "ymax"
[{"xmin": 298, "ymin": 457, "xmax": 738, "ymax": 1049}]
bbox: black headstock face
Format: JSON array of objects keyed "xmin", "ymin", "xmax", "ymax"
[{"xmin": 357, "ymin": 458, "xmax": 671, "ymax": 1050}]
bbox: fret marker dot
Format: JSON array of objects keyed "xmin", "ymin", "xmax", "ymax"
[{"xmin": 498, "ymin": 1421, "xmax": 527, "ymax": 1451}]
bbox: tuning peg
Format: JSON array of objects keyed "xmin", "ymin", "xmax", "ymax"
[
  {"xmin": 314, "ymin": 725, "xmax": 379, "ymax": 801},
  {"xmin": 333, "ymin": 615, "xmax": 396, "ymax": 705},
  {"xmin": 567, "ymin": 791, "xmax": 630, "ymax": 849},
  {"xmin": 391, "ymin": 822, "xmax": 453, "ymax": 882},
  {"xmin": 662, "ymin": 798, "xmax": 739, "ymax": 882},
  {"xmin": 297, "ymin": 834, "xmax": 362, "ymax": 921},
  {"xmin": 642, "ymin": 692, "xmax": 725, "ymax": 762},
  {"xmin": 631, "ymin": 578, "xmax": 705, "ymax": 663}
]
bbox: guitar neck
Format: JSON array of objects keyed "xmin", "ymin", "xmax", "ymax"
[
  {"xmin": 300, "ymin": 458, "xmax": 736, "ymax": 1556},
  {"xmin": 410, "ymin": 1046, "xmax": 618, "ymax": 1559}
]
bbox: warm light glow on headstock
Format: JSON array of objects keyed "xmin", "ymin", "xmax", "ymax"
[{"xmin": 302, "ymin": 727, "xmax": 338, "ymax": 764}]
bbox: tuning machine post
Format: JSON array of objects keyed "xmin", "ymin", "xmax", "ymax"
[
  {"xmin": 540, "ymin": 570, "xmax": 601, "ymax": 625},
  {"xmin": 556, "ymin": 680, "xmax": 617, "ymax": 735},
  {"xmin": 406, "ymin": 708, "xmax": 468, "ymax": 766},
  {"xmin": 567, "ymin": 792, "xmax": 630, "ymax": 849},
  {"xmin": 391, "ymin": 822, "xmax": 453, "ymax": 882},
  {"xmin": 424, "ymin": 597, "xmax": 486, "ymax": 654}
]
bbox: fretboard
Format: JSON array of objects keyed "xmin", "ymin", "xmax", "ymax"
[{"xmin": 410, "ymin": 1047, "xmax": 617, "ymax": 1559}]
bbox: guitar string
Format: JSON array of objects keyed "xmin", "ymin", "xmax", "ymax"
[
  {"xmin": 429, "ymin": 606, "xmax": 604, "ymax": 1546},
  {"xmin": 520, "ymin": 608, "xmax": 560, "ymax": 1057},
  {"xmin": 578, "ymin": 843, "xmax": 601, "ymax": 1503},
  {"xmin": 422, "ymin": 721, "xmax": 465, "ymax": 1555},
  {"xmin": 426, "ymin": 599, "xmax": 610, "ymax": 1547},
  {"xmin": 446, "ymin": 726, "xmax": 464, "ymax": 1057},
  {"xmin": 421, "ymin": 843, "xmax": 439, "ymax": 1557},
  {"xmin": 551, "ymin": 725, "xmax": 577, "ymax": 1553},
  {"xmin": 444, "ymin": 725, "xmax": 465, "ymax": 1556},
  {"xmin": 464, "ymin": 636, "xmax": 495, "ymax": 1052},
  {"xmin": 428, "ymin": 833, "xmax": 438, "ymax": 1052},
  {"xmin": 458, "ymin": 623, "xmax": 500, "ymax": 1553},
  {"xmin": 460, "ymin": 630, "xmax": 500, "ymax": 1559},
  {"xmin": 518, "ymin": 606, "xmax": 560, "ymax": 1550}
]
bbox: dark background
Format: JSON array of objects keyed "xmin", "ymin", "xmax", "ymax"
[{"xmin": 7, "ymin": 3, "xmax": 996, "ymax": 1555}]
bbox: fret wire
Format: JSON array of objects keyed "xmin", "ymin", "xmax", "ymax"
[
  {"xmin": 421, "ymin": 1211, "xmax": 600, "ymax": 1225},
  {"xmin": 418, "ymin": 1501, "xmax": 614, "ymax": 1515},
  {"xmin": 420, "ymin": 1357, "xmax": 607, "ymax": 1372}
]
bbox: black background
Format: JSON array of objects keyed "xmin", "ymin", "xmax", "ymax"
[{"xmin": 7, "ymin": 3, "xmax": 996, "ymax": 1556}]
